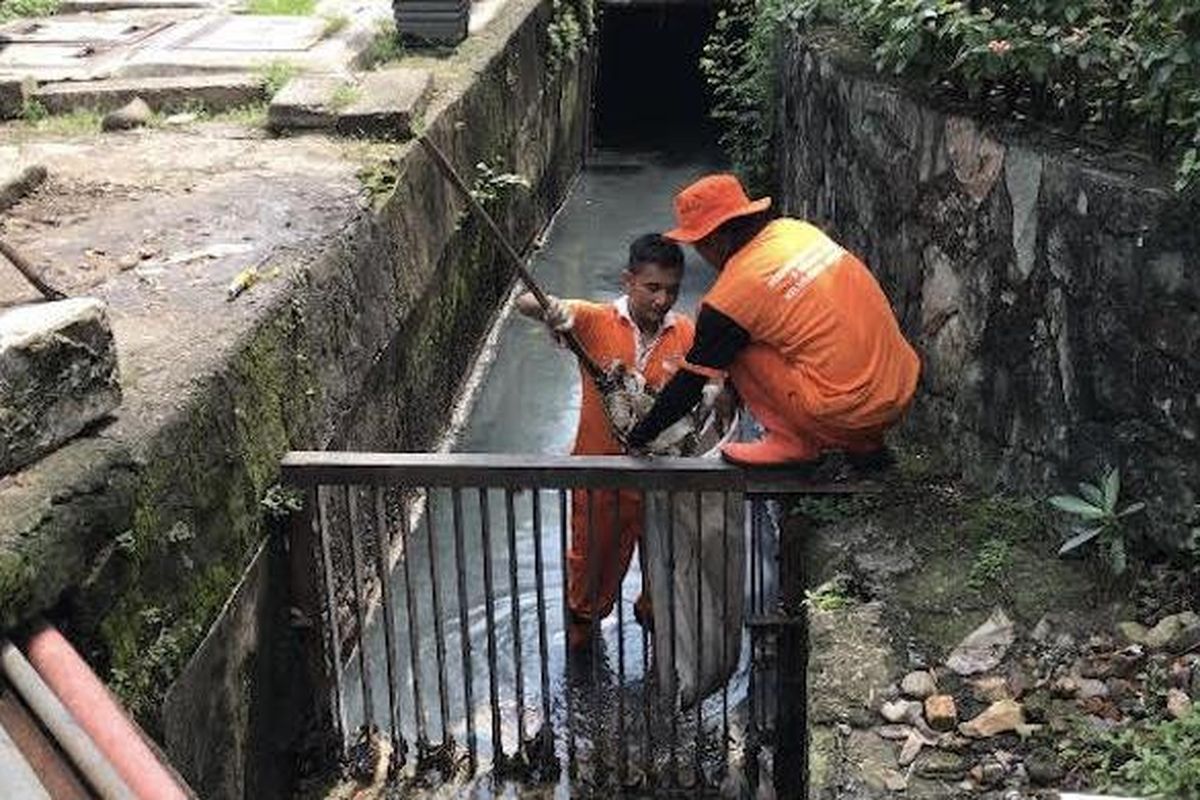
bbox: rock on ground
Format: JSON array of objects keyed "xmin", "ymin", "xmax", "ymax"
[
  {"xmin": 959, "ymin": 699, "xmax": 1025, "ymax": 738},
  {"xmin": 901, "ymin": 670, "xmax": 937, "ymax": 699},
  {"xmin": 946, "ymin": 608, "xmax": 1015, "ymax": 675},
  {"xmin": 102, "ymin": 97, "xmax": 153, "ymax": 131},
  {"xmin": 0, "ymin": 298, "xmax": 121, "ymax": 475}
]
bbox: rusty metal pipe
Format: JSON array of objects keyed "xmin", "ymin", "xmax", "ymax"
[
  {"xmin": 24, "ymin": 624, "xmax": 190, "ymax": 800},
  {"xmin": 0, "ymin": 639, "xmax": 135, "ymax": 800}
]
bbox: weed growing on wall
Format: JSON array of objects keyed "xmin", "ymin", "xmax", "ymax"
[
  {"xmin": 788, "ymin": 0, "xmax": 1200, "ymax": 193},
  {"xmin": 700, "ymin": 0, "xmax": 798, "ymax": 194}
]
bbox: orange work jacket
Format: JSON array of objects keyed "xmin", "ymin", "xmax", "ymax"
[
  {"xmin": 701, "ymin": 219, "xmax": 919, "ymax": 430},
  {"xmin": 568, "ymin": 297, "xmax": 695, "ymax": 454}
]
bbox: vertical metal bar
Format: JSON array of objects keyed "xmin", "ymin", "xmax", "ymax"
[
  {"xmin": 505, "ymin": 489, "xmax": 527, "ymax": 749},
  {"xmin": 587, "ymin": 489, "xmax": 600, "ymax": 684},
  {"xmin": 425, "ymin": 488, "xmax": 451, "ymax": 746},
  {"xmin": 288, "ymin": 485, "xmax": 340, "ymax": 769},
  {"xmin": 451, "ymin": 488, "xmax": 477, "ymax": 767},
  {"xmin": 346, "ymin": 487, "xmax": 376, "ymax": 735},
  {"xmin": 746, "ymin": 498, "xmax": 760, "ymax": 786},
  {"xmin": 531, "ymin": 490, "xmax": 552, "ymax": 730},
  {"xmin": 394, "ymin": 489, "xmax": 424, "ymax": 749},
  {"xmin": 316, "ymin": 485, "xmax": 347, "ymax": 757},
  {"xmin": 640, "ymin": 492, "xmax": 652, "ymax": 785},
  {"xmin": 693, "ymin": 491, "xmax": 704, "ymax": 785},
  {"xmin": 721, "ymin": 492, "xmax": 730, "ymax": 766},
  {"xmin": 372, "ymin": 487, "xmax": 404, "ymax": 756},
  {"xmin": 559, "ymin": 489, "xmax": 575, "ymax": 772},
  {"xmin": 479, "ymin": 488, "xmax": 504, "ymax": 764},
  {"xmin": 666, "ymin": 489, "xmax": 678, "ymax": 785},
  {"xmin": 615, "ymin": 490, "xmax": 626, "ymax": 787}
]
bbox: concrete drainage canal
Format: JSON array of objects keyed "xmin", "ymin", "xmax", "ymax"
[{"xmin": 281, "ymin": 151, "xmax": 832, "ymax": 797}]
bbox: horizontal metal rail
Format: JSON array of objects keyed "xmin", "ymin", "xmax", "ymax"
[{"xmin": 281, "ymin": 451, "xmax": 878, "ymax": 494}]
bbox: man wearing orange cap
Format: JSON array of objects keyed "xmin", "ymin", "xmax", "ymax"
[
  {"xmin": 517, "ymin": 233, "xmax": 694, "ymax": 649},
  {"xmin": 627, "ymin": 174, "xmax": 919, "ymax": 466}
]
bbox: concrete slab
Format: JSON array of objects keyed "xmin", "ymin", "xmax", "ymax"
[
  {"xmin": 0, "ymin": 297, "xmax": 122, "ymax": 476},
  {"xmin": 0, "ymin": 77, "xmax": 34, "ymax": 120},
  {"xmin": 57, "ymin": 0, "xmax": 216, "ymax": 12},
  {"xmin": 334, "ymin": 66, "xmax": 430, "ymax": 139},
  {"xmin": 173, "ymin": 14, "xmax": 325, "ymax": 51},
  {"xmin": 0, "ymin": 164, "xmax": 47, "ymax": 212},
  {"xmin": 266, "ymin": 73, "xmax": 343, "ymax": 130},
  {"xmin": 33, "ymin": 73, "xmax": 265, "ymax": 114}
]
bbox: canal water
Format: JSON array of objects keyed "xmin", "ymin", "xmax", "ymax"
[{"xmin": 340, "ymin": 148, "xmax": 778, "ymax": 795}]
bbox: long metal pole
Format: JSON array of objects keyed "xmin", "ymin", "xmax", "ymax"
[
  {"xmin": 0, "ymin": 239, "xmax": 67, "ymax": 301},
  {"xmin": 417, "ymin": 134, "xmax": 609, "ymax": 385}
]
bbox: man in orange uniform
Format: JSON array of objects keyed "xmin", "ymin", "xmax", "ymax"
[
  {"xmin": 628, "ymin": 174, "xmax": 919, "ymax": 465},
  {"xmin": 517, "ymin": 234, "xmax": 695, "ymax": 649}
]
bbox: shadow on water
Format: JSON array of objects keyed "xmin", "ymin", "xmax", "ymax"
[{"xmin": 338, "ymin": 149, "xmax": 782, "ymax": 797}]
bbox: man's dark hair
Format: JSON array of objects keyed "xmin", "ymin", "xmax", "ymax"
[{"xmin": 627, "ymin": 233, "xmax": 684, "ymax": 273}]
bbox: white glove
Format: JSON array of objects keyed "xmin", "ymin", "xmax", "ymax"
[{"xmin": 543, "ymin": 296, "xmax": 574, "ymax": 332}]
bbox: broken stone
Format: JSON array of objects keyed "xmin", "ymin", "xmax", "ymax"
[
  {"xmin": 1118, "ymin": 620, "xmax": 1150, "ymax": 645},
  {"xmin": 335, "ymin": 67, "xmax": 432, "ymax": 140},
  {"xmin": 0, "ymin": 76, "xmax": 35, "ymax": 120},
  {"xmin": 970, "ymin": 675, "xmax": 1012, "ymax": 703},
  {"xmin": 1030, "ymin": 616, "xmax": 1053, "ymax": 643},
  {"xmin": 880, "ymin": 699, "xmax": 922, "ymax": 725},
  {"xmin": 1144, "ymin": 611, "xmax": 1200, "ymax": 653},
  {"xmin": 0, "ymin": 163, "xmax": 48, "ymax": 213},
  {"xmin": 267, "ymin": 75, "xmax": 344, "ymax": 130},
  {"xmin": 915, "ymin": 751, "xmax": 970, "ymax": 780},
  {"xmin": 0, "ymin": 298, "xmax": 121, "ymax": 475},
  {"xmin": 897, "ymin": 731, "xmax": 924, "ymax": 766},
  {"xmin": 1025, "ymin": 754, "xmax": 1064, "ymax": 786},
  {"xmin": 101, "ymin": 96, "xmax": 152, "ymax": 131},
  {"xmin": 969, "ymin": 758, "xmax": 1006, "ymax": 787},
  {"xmin": 875, "ymin": 724, "xmax": 913, "ymax": 741},
  {"xmin": 1076, "ymin": 678, "xmax": 1109, "ymax": 700},
  {"xmin": 924, "ymin": 694, "xmax": 957, "ymax": 732},
  {"xmin": 1167, "ymin": 688, "xmax": 1193, "ymax": 720},
  {"xmin": 882, "ymin": 769, "xmax": 907, "ymax": 792},
  {"xmin": 901, "ymin": 670, "xmax": 938, "ymax": 699},
  {"xmin": 946, "ymin": 609, "xmax": 1015, "ymax": 676},
  {"xmin": 959, "ymin": 699, "xmax": 1025, "ymax": 738}
]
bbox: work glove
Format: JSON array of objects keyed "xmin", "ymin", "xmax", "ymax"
[{"xmin": 542, "ymin": 295, "xmax": 574, "ymax": 333}]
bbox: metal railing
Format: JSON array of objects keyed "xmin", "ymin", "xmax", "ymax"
[{"xmin": 281, "ymin": 452, "xmax": 868, "ymax": 796}]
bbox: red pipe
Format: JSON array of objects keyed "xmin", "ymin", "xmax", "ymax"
[{"xmin": 24, "ymin": 623, "xmax": 188, "ymax": 800}]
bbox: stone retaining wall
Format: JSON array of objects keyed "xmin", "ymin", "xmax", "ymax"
[
  {"xmin": 0, "ymin": 0, "xmax": 588, "ymax": 796},
  {"xmin": 777, "ymin": 32, "xmax": 1199, "ymax": 533}
]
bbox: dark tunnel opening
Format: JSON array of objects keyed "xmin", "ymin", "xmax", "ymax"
[{"xmin": 592, "ymin": 3, "xmax": 720, "ymax": 153}]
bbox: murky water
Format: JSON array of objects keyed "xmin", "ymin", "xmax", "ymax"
[{"xmin": 339, "ymin": 150, "xmax": 779, "ymax": 795}]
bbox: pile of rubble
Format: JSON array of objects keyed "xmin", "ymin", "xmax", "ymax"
[{"xmin": 863, "ymin": 608, "xmax": 1200, "ymax": 794}]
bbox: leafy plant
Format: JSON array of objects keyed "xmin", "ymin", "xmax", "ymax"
[
  {"xmin": 360, "ymin": 20, "xmax": 403, "ymax": 70},
  {"xmin": 256, "ymin": 60, "xmax": 299, "ymax": 97},
  {"xmin": 356, "ymin": 158, "xmax": 400, "ymax": 209},
  {"xmin": 968, "ymin": 536, "xmax": 1012, "ymax": 591},
  {"xmin": 546, "ymin": 0, "xmax": 583, "ymax": 76},
  {"xmin": 805, "ymin": 574, "xmax": 856, "ymax": 610},
  {"xmin": 321, "ymin": 13, "xmax": 349, "ymax": 38},
  {"xmin": 261, "ymin": 483, "xmax": 305, "ymax": 519},
  {"xmin": 469, "ymin": 157, "xmax": 531, "ymax": 205},
  {"xmin": 244, "ymin": 0, "xmax": 314, "ymax": 15},
  {"xmin": 0, "ymin": 0, "xmax": 59, "ymax": 21},
  {"xmin": 1049, "ymin": 467, "xmax": 1145, "ymax": 575}
]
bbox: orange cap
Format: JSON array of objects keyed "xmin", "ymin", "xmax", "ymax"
[{"xmin": 664, "ymin": 174, "xmax": 771, "ymax": 243}]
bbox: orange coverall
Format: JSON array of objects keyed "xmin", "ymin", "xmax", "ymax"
[
  {"xmin": 697, "ymin": 219, "xmax": 919, "ymax": 460},
  {"xmin": 567, "ymin": 298, "xmax": 694, "ymax": 626}
]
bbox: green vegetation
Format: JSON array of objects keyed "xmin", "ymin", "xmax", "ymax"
[
  {"xmin": 805, "ymin": 574, "xmax": 856, "ymax": 611},
  {"xmin": 330, "ymin": 83, "xmax": 360, "ymax": 111},
  {"xmin": 1050, "ymin": 467, "xmax": 1145, "ymax": 576},
  {"xmin": 360, "ymin": 20, "xmax": 404, "ymax": 70},
  {"xmin": 243, "ymin": 0, "xmax": 315, "ymax": 15},
  {"xmin": 0, "ymin": 0, "xmax": 59, "ymax": 21},
  {"xmin": 469, "ymin": 157, "xmax": 531, "ymax": 205},
  {"xmin": 256, "ymin": 60, "xmax": 299, "ymax": 97},
  {"xmin": 783, "ymin": 0, "xmax": 1200, "ymax": 192},
  {"xmin": 208, "ymin": 103, "xmax": 269, "ymax": 127},
  {"xmin": 967, "ymin": 536, "xmax": 1012, "ymax": 591},
  {"xmin": 1060, "ymin": 709, "xmax": 1200, "ymax": 798},
  {"xmin": 356, "ymin": 157, "xmax": 400, "ymax": 209},
  {"xmin": 546, "ymin": 0, "xmax": 584, "ymax": 76},
  {"xmin": 260, "ymin": 483, "xmax": 304, "ymax": 519},
  {"xmin": 15, "ymin": 102, "xmax": 103, "ymax": 136},
  {"xmin": 321, "ymin": 12, "xmax": 349, "ymax": 38},
  {"xmin": 700, "ymin": 0, "xmax": 791, "ymax": 193}
]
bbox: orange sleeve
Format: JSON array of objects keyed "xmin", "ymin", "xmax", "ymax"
[{"xmin": 566, "ymin": 299, "xmax": 606, "ymax": 349}]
